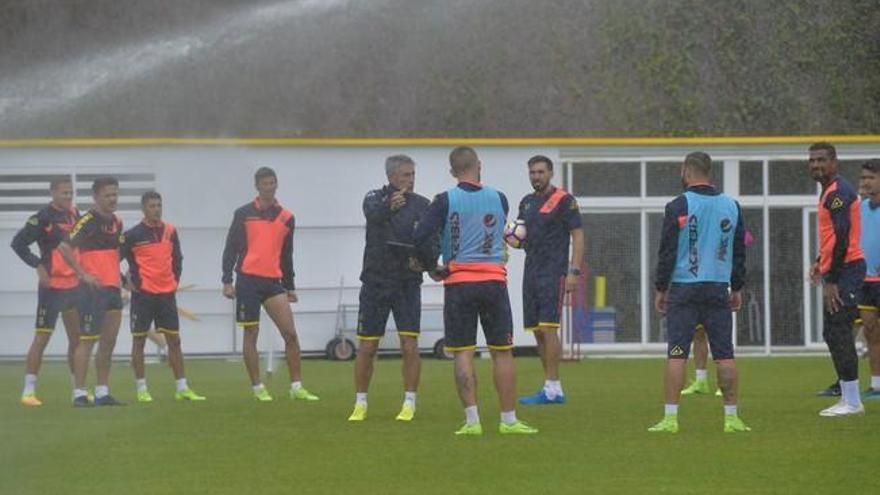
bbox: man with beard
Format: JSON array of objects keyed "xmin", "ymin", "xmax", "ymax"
[
  {"xmin": 808, "ymin": 143, "xmax": 866, "ymax": 416},
  {"xmin": 516, "ymin": 155, "xmax": 584, "ymax": 405}
]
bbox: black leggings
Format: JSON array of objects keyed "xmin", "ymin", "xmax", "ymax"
[{"xmin": 823, "ymin": 306, "xmax": 859, "ymax": 382}]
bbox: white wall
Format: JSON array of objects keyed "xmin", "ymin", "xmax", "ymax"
[{"xmin": 0, "ymin": 145, "xmax": 557, "ymax": 357}]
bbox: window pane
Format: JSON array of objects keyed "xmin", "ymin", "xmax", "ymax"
[
  {"xmin": 768, "ymin": 160, "xmax": 815, "ymax": 195},
  {"xmin": 838, "ymin": 160, "xmax": 865, "ymax": 191},
  {"xmin": 581, "ymin": 213, "xmax": 641, "ymax": 343},
  {"xmin": 647, "ymin": 212, "xmax": 665, "ymax": 342},
  {"xmin": 737, "ymin": 208, "xmax": 766, "ymax": 346},
  {"xmin": 571, "ymin": 162, "xmax": 640, "ymax": 196},
  {"xmin": 739, "ymin": 160, "xmax": 763, "ymax": 195},
  {"xmin": 809, "ymin": 212, "xmax": 822, "ymax": 344},
  {"xmin": 769, "ymin": 208, "xmax": 804, "ymax": 345},
  {"xmin": 646, "ymin": 161, "xmax": 724, "ymax": 197}
]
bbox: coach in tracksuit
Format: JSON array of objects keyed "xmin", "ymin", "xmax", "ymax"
[
  {"xmin": 649, "ymin": 152, "xmax": 749, "ymax": 433},
  {"xmin": 808, "ymin": 142, "xmax": 866, "ymax": 416},
  {"xmin": 348, "ymin": 155, "xmax": 430, "ymax": 422}
]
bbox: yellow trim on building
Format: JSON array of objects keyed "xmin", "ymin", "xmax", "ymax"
[{"xmin": 0, "ymin": 135, "xmax": 878, "ymax": 148}]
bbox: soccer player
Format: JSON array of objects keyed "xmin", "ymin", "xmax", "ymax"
[
  {"xmin": 807, "ymin": 142, "xmax": 866, "ymax": 416},
  {"xmin": 649, "ymin": 152, "xmax": 749, "ymax": 433},
  {"xmin": 59, "ymin": 177, "xmax": 126, "ymax": 407},
  {"xmin": 11, "ymin": 177, "xmax": 81, "ymax": 406},
  {"xmin": 348, "ymin": 155, "xmax": 430, "ymax": 422},
  {"xmin": 516, "ymin": 155, "xmax": 584, "ymax": 405},
  {"xmin": 857, "ymin": 159, "xmax": 880, "ymax": 399},
  {"xmin": 413, "ymin": 146, "xmax": 537, "ymax": 435},
  {"xmin": 121, "ymin": 191, "xmax": 206, "ymax": 402},
  {"xmin": 222, "ymin": 167, "xmax": 319, "ymax": 402}
]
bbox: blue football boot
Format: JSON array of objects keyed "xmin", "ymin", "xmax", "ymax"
[{"xmin": 519, "ymin": 389, "xmax": 566, "ymax": 405}]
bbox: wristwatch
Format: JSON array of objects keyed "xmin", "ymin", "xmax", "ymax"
[{"xmin": 567, "ymin": 267, "xmax": 582, "ymax": 276}]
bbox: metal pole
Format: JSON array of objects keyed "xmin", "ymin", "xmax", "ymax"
[{"xmin": 763, "ymin": 159, "xmax": 772, "ymax": 356}]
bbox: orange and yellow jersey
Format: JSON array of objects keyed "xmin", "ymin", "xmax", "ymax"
[
  {"xmin": 222, "ymin": 199, "xmax": 295, "ymax": 289},
  {"xmin": 122, "ymin": 220, "xmax": 182, "ymax": 295},
  {"xmin": 817, "ymin": 176, "xmax": 864, "ymax": 283},
  {"xmin": 68, "ymin": 210, "xmax": 124, "ymax": 288},
  {"xmin": 10, "ymin": 203, "xmax": 81, "ymax": 289}
]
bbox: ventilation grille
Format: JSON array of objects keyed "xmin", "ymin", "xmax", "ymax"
[{"xmin": 0, "ymin": 169, "xmax": 155, "ymax": 225}]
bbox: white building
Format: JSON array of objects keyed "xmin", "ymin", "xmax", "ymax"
[{"xmin": 1, "ymin": 135, "xmax": 878, "ymax": 359}]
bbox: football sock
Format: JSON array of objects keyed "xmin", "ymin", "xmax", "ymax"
[
  {"xmin": 136, "ymin": 379, "xmax": 147, "ymax": 392},
  {"xmin": 464, "ymin": 405, "xmax": 480, "ymax": 425},
  {"xmin": 500, "ymin": 410, "xmax": 517, "ymax": 425},
  {"xmin": 95, "ymin": 385, "xmax": 109, "ymax": 399},
  {"xmin": 404, "ymin": 391, "xmax": 416, "ymax": 408},
  {"xmin": 695, "ymin": 369, "xmax": 707, "ymax": 381},
  {"xmin": 23, "ymin": 374, "xmax": 37, "ymax": 396},
  {"xmin": 724, "ymin": 404, "xmax": 737, "ymax": 416},
  {"xmin": 356, "ymin": 393, "xmax": 367, "ymax": 406},
  {"xmin": 176, "ymin": 378, "xmax": 188, "ymax": 392},
  {"xmin": 290, "ymin": 381, "xmax": 303, "ymax": 392},
  {"xmin": 664, "ymin": 404, "xmax": 679, "ymax": 416},
  {"xmin": 841, "ymin": 379, "xmax": 862, "ymax": 407}
]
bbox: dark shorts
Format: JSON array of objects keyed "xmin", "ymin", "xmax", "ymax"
[
  {"xmin": 131, "ymin": 291, "xmax": 180, "ymax": 335},
  {"xmin": 523, "ymin": 274, "xmax": 564, "ymax": 331},
  {"xmin": 357, "ymin": 280, "xmax": 421, "ymax": 340},
  {"xmin": 35, "ymin": 286, "xmax": 81, "ymax": 333},
  {"xmin": 235, "ymin": 274, "xmax": 287, "ymax": 326},
  {"xmin": 858, "ymin": 281, "xmax": 880, "ymax": 312},
  {"xmin": 830, "ymin": 260, "xmax": 865, "ymax": 312},
  {"xmin": 79, "ymin": 286, "xmax": 123, "ymax": 338},
  {"xmin": 666, "ymin": 283, "xmax": 733, "ymax": 360},
  {"xmin": 444, "ymin": 281, "xmax": 513, "ymax": 351}
]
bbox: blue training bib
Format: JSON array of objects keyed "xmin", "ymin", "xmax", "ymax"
[
  {"xmin": 671, "ymin": 191, "xmax": 739, "ymax": 284},
  {"xmin": 441, "ymin": 186, "xmax": 505, "ymax": 265}
]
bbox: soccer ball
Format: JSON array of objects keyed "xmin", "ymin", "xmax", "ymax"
[{"xmin": 503, "ymin": 219, "xmax": 527, "ymax": 249}]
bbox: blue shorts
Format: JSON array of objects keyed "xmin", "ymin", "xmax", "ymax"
[
  {"xmin": 131, "ymin": 292, "xmax": 180, "ymax": 335},
  {"xmin": 665, "ymin": 283, "xmax": 733, "ymax": 360},
  {"xmin": 35, "ymin": 286, "xmax": 81, "ymax": 333},
  {"xmin": 444, "ymin": 281, "xmax": 513, "ymax": 351},
  {"xmin": 356, "ymin": 280, "xmax": 421, "ymax": 340},
  {"xmin": 235, "ymin": 274, "xmax": 287, "ymax": 326},
  {"xmin": 858, "ymin": 281, "xmax": 880, "ymax": 312},
  {"xmin": 79, "ymin": 286, "xmax": 123, "ymax": 338},
  {"xmin": 523, "ymin": 274, "xmax": 564, "ymax": 331}
]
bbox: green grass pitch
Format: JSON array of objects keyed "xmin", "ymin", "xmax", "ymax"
[{"xmin": 1, "ymin": 356, "xmax": 877, "ymax": 494}]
